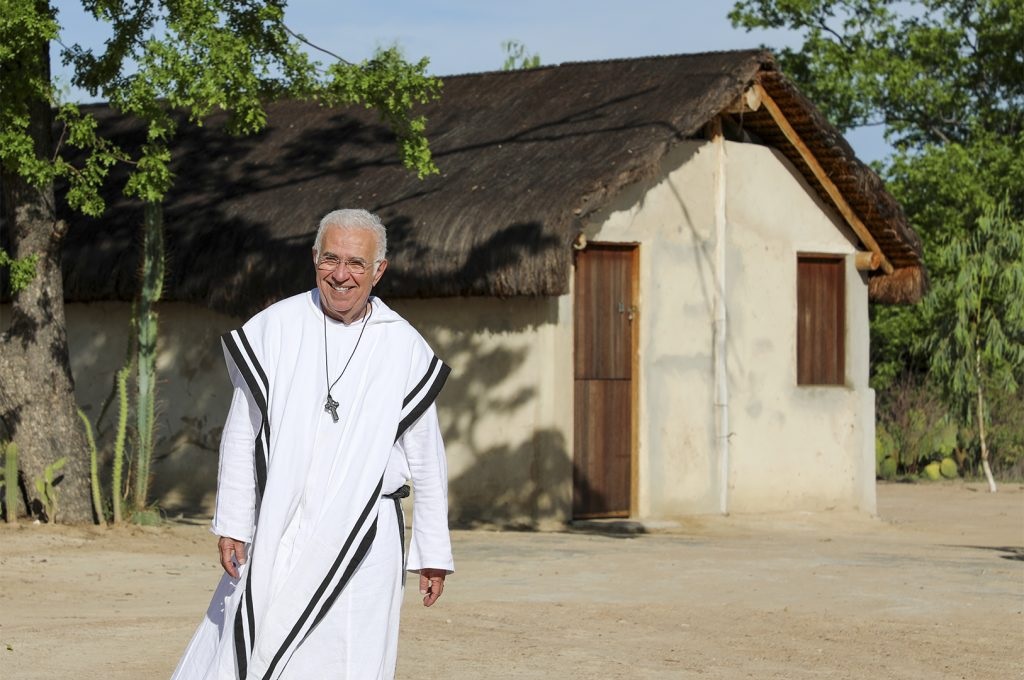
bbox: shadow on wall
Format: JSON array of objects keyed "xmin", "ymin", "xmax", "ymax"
[
  {"xmin": 401, "ymin": 299, "xmax": 573, "ymax": 530},
  {"xmin": 448, "ymin": 428, "xmax": 571, "ymax": 530},
  {"xmin": 153, "ymin": 414, "xmax": 223, "ymax": 513}
]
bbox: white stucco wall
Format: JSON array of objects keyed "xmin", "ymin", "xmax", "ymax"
[
  {"xmin": 26, "ymin": 296, "xmax": 573, "ymax": 527},
  {"xmin": 724, "ymin": 142, "xmax": 874, "ymax": 514},
  {"xmin": 587, "ymin": 141, "xmax": 721, "ymax": 516},
  {"xmin": 588, "ymin": 138, "xmax": 875, "ymax": 517}
]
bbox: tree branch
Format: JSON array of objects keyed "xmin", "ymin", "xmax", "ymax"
[
  {"xmin": 282, "ymin": 24, "xmax": 353, "ymax": 66},
  {"xmin": 815, "ymin": 17, "xmax": 849, "ymax": 50},
  {"xmin": 51, "ymin": 123, "xmax": 69, "ymax": 162}
]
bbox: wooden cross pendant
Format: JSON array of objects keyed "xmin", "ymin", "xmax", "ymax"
[{"xmin": 324, "ymin": 394, "xmax": 340, "ymax": 423}]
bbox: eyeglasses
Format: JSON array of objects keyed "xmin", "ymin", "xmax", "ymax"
[{"xmin": 317, "ymin": 254, "xmax": 379, "ymax": 275}]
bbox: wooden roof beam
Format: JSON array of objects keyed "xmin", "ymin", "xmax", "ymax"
[
  {"xmin": 752, "ymin": 81, "xmax": 894, "ymax": 275},
  {"xmin": 855, "ymin": 251, "xmax": 882, "ymax": 271}
]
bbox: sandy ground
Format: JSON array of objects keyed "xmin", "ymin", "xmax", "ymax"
[{"xmin": 1, "ymin": 482, "xmax": 1021, "ymax": 680}]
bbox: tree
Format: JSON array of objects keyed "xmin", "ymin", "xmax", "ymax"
[
  {"xmin": 923, "ymin": 199, "xmax": 1024, "ymax": 491},
  {"xmin": 730, "ymin": 0, "xmax": 1024, "ymax": 482},
  {"xmin": 0, "ymin": 1, "xmax": 440, "ymax": 522},
  {"xmin": 501, "ymin": 40, "xmax": 541, "ymax": 70},
  {"xmin": 1, "ymin": 2, "xmax": 94, "ymax": 522}
]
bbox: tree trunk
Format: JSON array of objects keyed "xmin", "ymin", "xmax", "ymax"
[
  {"xmin": 975, "ymin": 365, "xmax": 997, "ymax": 493},
  {"xmin": 0, "ymin": 27, "xmax": 93, "ymax": 523}
]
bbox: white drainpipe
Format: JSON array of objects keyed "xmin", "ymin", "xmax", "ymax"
[{"xmin": 713, "ymin": 123, "xmax": 730, "ymax": 515}]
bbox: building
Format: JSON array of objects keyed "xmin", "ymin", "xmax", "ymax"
[{"xmin": 39, "ymin": 50, "xmax": 925, "ymax": 527}]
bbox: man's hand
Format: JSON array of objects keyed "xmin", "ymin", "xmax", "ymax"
[
  {"xmin": 218, "ymin": 536, "xmax": 247, "ymax": 579},
  {"xmin": 418, "ymin": 568, "xmax": 447, "ymax": 607}
]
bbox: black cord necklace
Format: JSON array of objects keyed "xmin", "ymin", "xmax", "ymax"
[{"xmin": 322, "ymin": 299, "xmax": 373, "ymax": 423}]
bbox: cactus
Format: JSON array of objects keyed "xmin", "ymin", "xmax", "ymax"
[
  {"xmin": 112, "ymin": 362, "xmax": 131, "ymax": 524},
  {"xmin": 33, "ymin": 457, "xmax": 67, "ymax": 523},
  {"xmin": 134, "ymin": 201, "xmax": 165, "ymax": 513},
  {"xmin": 77, "ymin": 409, "xmax": 106, "ymax": 525},
  {"xmin": 2, "ymin": 441, "xmax": 18, "ymax": 524}
]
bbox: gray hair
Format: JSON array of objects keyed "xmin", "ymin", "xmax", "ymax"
[{"xmin": 313, "ymin": 209, "xmax": 388, "ymax": 263}]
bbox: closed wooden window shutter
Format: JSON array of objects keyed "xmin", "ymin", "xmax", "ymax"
[{"xmin": 797, "ymin": 255, "xmax": 845, "ymax": 385}]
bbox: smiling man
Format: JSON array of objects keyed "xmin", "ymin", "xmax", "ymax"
[{"xmin": 172, "ymin": 209, "xmax": 453, "ymax": 680}]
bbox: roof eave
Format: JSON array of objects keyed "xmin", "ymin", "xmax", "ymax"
[{"xmin": 720, "ymin": 67, "xmax": 927, "ymax": 305}]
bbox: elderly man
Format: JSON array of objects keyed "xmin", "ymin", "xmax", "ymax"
[{"xmin": 172, "ymin": 209, "xmax": 453, "ymax": 680}]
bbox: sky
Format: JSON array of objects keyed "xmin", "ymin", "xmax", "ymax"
[{"xmin": 50, "ymin": 0, "xmax": 889, "ymax": 162}]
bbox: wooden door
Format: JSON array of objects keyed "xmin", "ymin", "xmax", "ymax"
[{"xmin": 573, "ymin": 244, "xmax": 637, "ymax": 518}]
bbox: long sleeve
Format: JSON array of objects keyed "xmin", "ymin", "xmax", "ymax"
[
  {"xmin": 210, "ymin": 364, "xmax": 261, "ymax": 542},
  {"xmin": 401, "ymin": 403, "xmax": 454, "ymax": 574}
]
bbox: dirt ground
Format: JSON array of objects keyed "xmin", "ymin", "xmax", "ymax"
[{"xmin": 1, "ymin": 482, "xmax": 1021, "ymax": 680}]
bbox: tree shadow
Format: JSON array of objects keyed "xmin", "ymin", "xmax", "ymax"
[
  {"xmin": 402, "ymin": 299, "xmax": 572, "ymax": 530},
  {"xmin": 946, "ymin": 545, "xmax": 1024, "ymax": 562},
  {"xmin": 447, "ymin": 429, "xmax": 570, "ymax": 529},
  {"xmin": 413, "ymin": 298, "xmax": 621, "ymax": 530}
]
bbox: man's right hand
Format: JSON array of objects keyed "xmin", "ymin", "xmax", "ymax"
[{"xmin": 218, "ymin": 536, "xmax": 247, "ymax": 579}]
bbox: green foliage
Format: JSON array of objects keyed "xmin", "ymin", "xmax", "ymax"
[
  {"xmin": 0, "ymin": 3, "xmax": 128, "ymax": 214},
  {"xmin": 875, "ymin": 421, "xmax": 899, "ymax": 478},
  {"xmin": 986, "ymin": 387, "xmax": 1024, "ymax": 474},
  {"xmin": 53, "ymin": 104, "xmax": 131, "ymax": 215},
  {"xmin": 0, "ymin": 250, "xmax": 39, "ymax": 293},
  {"xmin": 1, "ymin": 441, "xmax": 18, "ymax": 523},
  {"xmin": 923, "ymin": 198, "xmax": 1024, "ymax": 420},
  {"xmin": 878, "ymin": 455, "xmax": 897, "ymax": 480},
  {"xmin": 501, "ymin": 40, "xmax": 541, "ymax": 71},
  {"xmin": 3, "ymin": 2, "xmax": 441, "ymax": 216},
  {"xmin": 921, "ymin": 196, "xmax": 1022, "ymax": 488},
  {"xmin": 729, "ymin": 0, "xmax": 1023, "ymax": 147},
  {"xmin": 876, "ymin": 424, "xmax": 897, "ymax": 464},
  {"xmin": 940, "ymin": 458, "xmax": 959, "ymax": 479},
  {"xmin": 57, "ymin": 2, "xmax": 441, "ymax": 201},
  {"xmin": 0, "ymin": 0, "xmax": 59, "ymax": 186},
  {"xmin": 32, "ymin": 456, "xmax": 67, "ymax": 522},
  {"xmin": 922, "ymin": 461, "xmax": 942, "ymax": 481},
  {"xmin": 322, "ymin": 46, "xmax": 441, "ymax": 177},
  {"xmin": 876, "ymin": 378, "xmax": 956, "ymax": 473}
]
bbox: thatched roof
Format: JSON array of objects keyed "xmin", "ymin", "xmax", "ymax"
[{"xmin": 45, "ymin": 50, "xmax": 922, "ymax": 317}]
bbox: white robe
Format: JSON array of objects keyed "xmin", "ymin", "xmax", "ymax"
[{"xmin": 172, "ymin": 292, "xmax": 453, "ymax": 680}]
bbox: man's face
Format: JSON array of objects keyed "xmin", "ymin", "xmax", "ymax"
[{"xmin": 313, "ymin": 226, "xmax": 387, "ymax": 323}]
